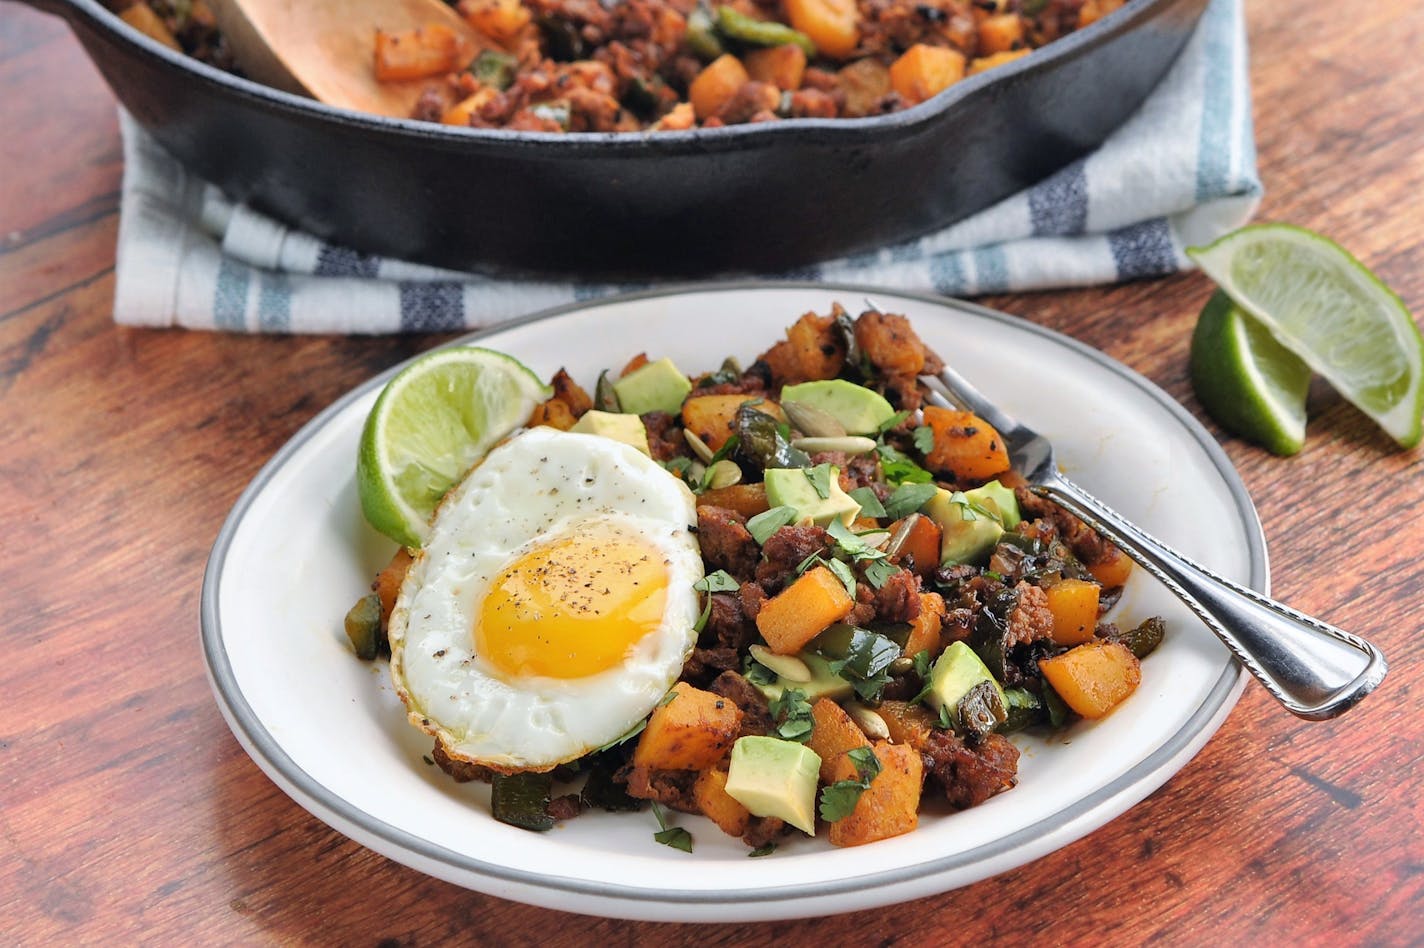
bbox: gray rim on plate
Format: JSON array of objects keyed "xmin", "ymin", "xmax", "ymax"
[{"xmin": 200, "ymin": 282, "xmax": 1262, "ymax": 907}]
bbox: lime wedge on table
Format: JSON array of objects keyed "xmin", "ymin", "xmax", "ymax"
[
  {"xmin": 1188, "ymin": 224, "xmax": 1424, "ymax": 448},
  {"xmin": 1190, "ymin": 289, "xmax": 1312, "ymax": 455},
  {"xmin": 357, "ymin": 347, "xmax": 551, "ymax": 548}
]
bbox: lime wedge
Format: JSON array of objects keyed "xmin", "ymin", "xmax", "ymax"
[
  {"xmin": 1188, "ymin": 223, "xmax": 1424, "ymax": 448},
  {"xmin": 357, "ymin": 347, "xmax": 551, "ymax": 547},
  {"xmin": 1190, "ymin": 289, "xmax": 1312, "ymax": 455}
]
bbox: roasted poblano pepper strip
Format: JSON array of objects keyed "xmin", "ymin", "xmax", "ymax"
[
  {"xmin": 969, "ymin": 586, "xmax": 1018, "ymax": 683},
  {"xmin": 491, "ymin": 771, "xmax": 556, "ymax": 831},
  {"xmin": 685, "ymin": 6, "xmax": 725, "ymax": 60},
  {"xmin": 735, "ymin": 405, "xmax": 811, "ymax": 470},
  {"xmin": 343, "ymin": 591, "xmax": 383, "ymax": 660},
  {"xmin": 1118, "ymin": 615, "xmax": 1166, "ymax": 659},
  {"xmin": 580, "ymin": 755, "xmax": 645, "ymax": 813},
  {"xmin": 1041, "ymin": 681, "xmax": 1072, "ymax": 728},
  {"xmin": 714, "ymin": 5, "xmax": 817, "ymax": 57},
  {"xmin": 469, "ymin": 49, "xmax": 518, "ymax": 90},
  {"xmin": 955, "ymin": 680, "xmax": 1007, "ymax": 738},
  {"xmin": 622, "ymin": 76, "xmax": 667, "ymax": 119},
  {"xmin": 537, "ymin": 16, "xmax": 585, "ymax": 61}
]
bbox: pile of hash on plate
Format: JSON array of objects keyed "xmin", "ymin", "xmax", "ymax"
[{"xmin": 344, "ymin": 303, "xmax": 1164, "ymax": 853}]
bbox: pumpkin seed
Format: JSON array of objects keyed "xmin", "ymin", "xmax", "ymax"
[
  {"xmin": 706, "ymin": 459, "xmax": 743, "ymax": 490},
  {"xmin": 748, "ymin": 644, "xmax": 812, "ymax": 682},
  {"xmin": 847, "ymin": 703, "xmax": 891, "ymax": 739},
  {"xmin": 888, "ymin": 656, "xmax": 915, "ymax": 674},
  {"xmin": 683, "ymin": 428, "xmax": 716, "ymax": 463},
  {"xmin": 782, "ymin": 401, "xmax": 846, "ymax": 437},
  {"xmin": 790, "ymin": 435, "xmax": 878, "ymax": 455}
]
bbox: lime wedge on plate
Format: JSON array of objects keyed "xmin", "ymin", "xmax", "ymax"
[
  {"xmin": 357, "ymin": 347, "xmax": 552, "ymax": 547},
  {"xmin": 1190, "ymin": 290, "xmax": 1312, "ymax": 455},
  {"xmin": 1188, "ymin": 223, "xmax": 1424, "ymax": 448}
]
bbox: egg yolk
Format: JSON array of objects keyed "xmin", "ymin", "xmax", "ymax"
[{"xmin": 475, "ymin": 528, "xmax": 670, "ymax": 679}]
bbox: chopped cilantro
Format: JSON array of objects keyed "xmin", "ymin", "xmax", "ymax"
[
  {"xmin": 651, "ymin": 802, "xmax": 694, "ymax": 853},
  {"xmin": 817, "ymin": 747, "xmax": 883, "ymax": 821},
  {"xmin": 594, "ymin": 718, "xmax": 647, "ymax": 753},
  {"xmin": 804, "ymin": 463, "xmax": 834, "ymax": 500},
  {"xmin": 862, "ymin": 558, "xmax": 901, "ymax": 590},
  {"xmin": 826, "ymin": 518, "xmax": 887, "ymax": 561},
  {"xmin": 876, "ymin": 443, "xmax": 933, "ymax": 485},
  {"xmin": 883, "ymin": 482, "xmax": 939, "ymax": 520},
  {"xmin": 747, "ymin": 505, "xmax": 799, "ymax": 544},
  {"xmin": 769, "ymin": 687, "xmax": 815, "ymax": 743},
  {"xmin": 748, "ymin": 843, "xmax": 777, "ymax": 857},
  {"xmin": 876, "ymin": 409, "xmax": 911, "ymax": 434},
  {"xmin": 912, "ymin": 649, "xmax": 932, "ymax": 679},
  {"xmin": 847, "ymin": 486, "xmax": 887, "ymax": 518},
  {"xmin": 691, "ymin": 569, "xmax": 739, "ymax": 633},
  {"xmin": 912, "ymin": 424, "xmax": 935, "ymax": 455},
  {"xmin": 743, "ymin": 656, "xmax": 776, "ymax": 686},
  {"xmin": 827, "ymin": 557, "xmax": 857, "ymax": 600},
  {"xmin": 658, "ymin": 690, "xmax": 679, "ymax": 707}
]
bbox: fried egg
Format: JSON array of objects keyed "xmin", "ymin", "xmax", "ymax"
[{"xmin": 388, "ymin": 425, "xmax": 703, "ymax": 772}]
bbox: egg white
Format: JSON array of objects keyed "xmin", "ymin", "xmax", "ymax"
[{"xmin": 388, "ymin": 426, "xmax": 703, "ymax": 772}]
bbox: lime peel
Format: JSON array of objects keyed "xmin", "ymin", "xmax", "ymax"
[
  {"xmin": 357, "ymin": 347, "xmax": 552, "ymax": 547},
  {"xmin": 1188, "ymin": 223, "xmax": 1424, "ymax": 449}
]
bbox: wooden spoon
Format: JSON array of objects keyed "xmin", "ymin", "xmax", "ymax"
[{"xmin": 207, "ymin": 0, "xmax": 482, "ymax": 118}]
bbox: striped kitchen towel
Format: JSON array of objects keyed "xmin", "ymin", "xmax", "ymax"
[{"xmin": 113, "ymin": 0, "xmax": 1260, "ymax": 334}]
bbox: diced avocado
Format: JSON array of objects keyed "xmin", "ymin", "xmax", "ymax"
[
  {"xmin": 924, "ymin": 641, "xmax": 1007, "ymax": 736},
  {"xmin": 764, "ymin": 466, "xmax": 861, "ymax": 527},
  {"xmin": 963, "ymin": 479, "xmax": 1020, "ymax": 529},
  {"xmin": 924, "ymin": 487, "xmax": 1004, "ymax": 565},
  {"xmin": 724, "ymin": 735, "xmax": 822, "ymax": 835},
  {"xmin": 569, "ymin": 409, "xmax": 651, "ymax": 455},
  {"xmin": 780, "ymin": 379, "xmax": 896, "ymax": 436},
  {"xmin": 612, "ymin": 357, "xmax": 691, "ymax": 416},
  {"xmin": 753, "ymin": 650, "xmax": 854, "ymax": 704}
]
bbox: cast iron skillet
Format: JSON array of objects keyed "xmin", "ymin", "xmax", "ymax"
[{"xmin": 15, "ymin": 0, "xmax": 1207, "ymax": 277}]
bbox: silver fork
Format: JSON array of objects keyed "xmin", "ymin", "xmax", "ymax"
[{"xmin": 901, "ymin": 319, "xmax": 1388, "ymax": 720}]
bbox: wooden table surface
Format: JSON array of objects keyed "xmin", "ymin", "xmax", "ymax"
[{"xmin": 3, "ymin": 1, "xmax": 1422, "ymax": 943}]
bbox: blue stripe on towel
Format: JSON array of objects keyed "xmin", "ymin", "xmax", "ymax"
[
  {"xmin": 1107, "ymin": 219, "xmax": 1177, "ymax": 279},
  {"xmin": 314, "ymin": 245, "xmax": 380, "ymax": 278},
  {"xmin": 257, "ymin": 273, "xmax": 291, "ymax": 332},
  {"xmin": 1029, "ymin": 159, "xmax": 1089, "ymax": 236},
  {"xmin": 399, "ymin": 282, "xmax": 465, "ymax": 331},
  {"xmin": 972, "ymin": 245, "xmax": 1008, "ymax": 293},
  {"xmin": 214, "ymin": 258, "xmax": 249, "ymax": 331},
  {"xmin": 929, "ymin": 254, "xmax": 966, "ymax": 295}
]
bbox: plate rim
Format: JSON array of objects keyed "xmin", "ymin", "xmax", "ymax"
[{"xmin": 201, "ymin": 281, "xmax": 1262, "ymax": 911}]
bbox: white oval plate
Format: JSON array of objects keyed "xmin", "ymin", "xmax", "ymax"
[{"xmin": 202, "ymin": 284, "xmax": 1259, "ymax": 922}]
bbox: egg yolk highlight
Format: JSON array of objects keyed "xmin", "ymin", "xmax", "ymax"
[{"xmin": 476, "ymin": 529, "xmax": 669, "ymax": 679}]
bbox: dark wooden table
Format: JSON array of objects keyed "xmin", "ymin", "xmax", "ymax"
[{"xmin": 3, "ymin": 1, "xmax": 1422, "ymax": 943}]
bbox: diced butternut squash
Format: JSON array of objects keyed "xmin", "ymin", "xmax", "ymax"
[
  {"xmin": 967, "ymin": 49, "xmax": 1029, "ymax": 76},
  {"xmin": 827, "ymin": 741, "xmax": 923, "ymax": 847},
  {"xmin": 888, "ymin": 513, "xmax": 942, "ymax": 578},
  {"xmin": 458, "ymin": 0, "xmax": 531, "ymax": 41},
  {"xmin": 745, "ymin": 43, "xmax": 807, "ymax": 90},
  {"xmin": 690, "ymin": 54, "xmax": 750, "ymax": 120},
  {"xmin": 119, "ymin": 3, "xmax": 180, "ymax": 50},
  {"xmin": 759, "ymin": 310, "xmax": 847, "ymax": 384},
  {"xmin": 1045, "ymin": 579, "xmax": 1100, "ymax": 646},
  {"xmin": 1038, "ymin": 641, "xmax": 1141, "ymax": 719},
  {"xmin": 693, "ymin": 768, "xmax": 751, "ymax": 837},
  {"xmin": 632, "ymin": 682, "xmax": 743, "ymax": 770},
  {"xmin": 1078, "ymin": 0, "xmax": 1126, "ymax": 27},
  {"xmin": 441, "ymin": 88, "xmax": 497, "ymax": 126},
  {"xmin": 807, "ymin": 698, "xmax": 871, "ymax": 784},
  {"xmin": 373, "ymin": 547, "xmax": 414, "ymax": 626},
  {"xmin": 889, "ymin": 44, "xmax": 966, "ymax": 105},
  {"xmin": 682, "ymin": 394, "xmax": 784, "ymax": 452},
  {"xmin": 902, "ymin": 591, "xmax": 946, "ymax": 659},
  {"xmin": 785, "ymin": 0, "xmax": 859, "ymax": 59},
  {"xmin": 1087, "ymin": 546, "xmax": 1134, "ymax": 589},
  {"xmin": 755, "ymin": 566, "xmax": 855, "ymax": 655},
  {"xmin": 876, "ymin": 699, "xmax": 938, "ymax": 751},
  {"xmin": 696, "ymin": 483, "xmax": 771, "ymax": 518},
  {"xmin": 976, "ymin": 13, "xmax": 1023, "ymax": 54},
  {"xmin": 527, "ymin": 397, "xmax": 577, "ymax": 430},
  {"xmin": 921, "ymin": 406, "xmax": 1011, "ymax": 483},
  {"xmin": 374, "ymin": 25, "xmax": 476, "ymax": 81}
]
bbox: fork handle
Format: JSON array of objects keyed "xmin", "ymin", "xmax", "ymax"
[{"xmin": 1034, "ymin": 475, "xmax": 1387, "ymax": 720}]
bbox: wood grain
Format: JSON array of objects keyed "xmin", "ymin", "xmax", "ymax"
[{"xmin": 2, "ymin": 1, "xmax": 1422, "ymax": 944}]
